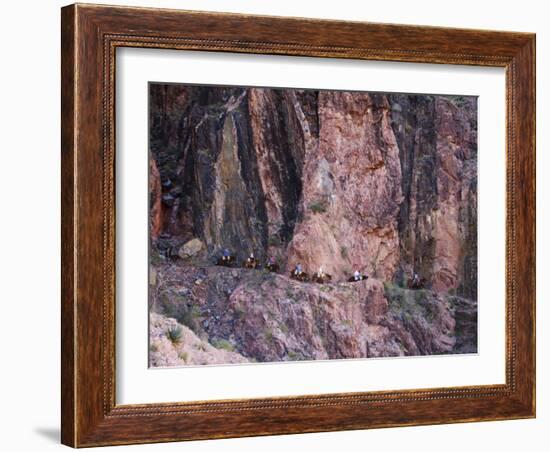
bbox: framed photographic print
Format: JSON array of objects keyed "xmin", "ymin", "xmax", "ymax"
[{"xmin": 61, "ymin": 3, "xmax": 536, "ymax": 447}]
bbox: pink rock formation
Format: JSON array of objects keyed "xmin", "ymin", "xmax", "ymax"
[
  {"xmin": 286, "ymin": 92, "xmax": 403, "ymax": 281},
  {"xmin": 149, "ymin": 312, "xmax": 248, "ymax": 367},
  {"xmin": 146, "ymin": 86, "xmax": 480, "ymax": 366},
  {"xmin": 149, "ymin": 84, "xmax": 478, "ymax": 299},
  {"xmin": 432, "ymin": 97, "xmax": 478, "ymax": 292},
  {"xmin": 149, "ymin": 264, "xmax": 472, "ymax": 364},
  {"xmin": 149, "ymin": 158, "xmax": 163, "ymax": 240}
]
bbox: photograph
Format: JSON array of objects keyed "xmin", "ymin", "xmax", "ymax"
[
  {"xmin": 47, "ymin": 0, "xmax": 538, "ymax": 448},
  {"xmin": 147, "ymin": 83, "xmax": 479, "ymax": 367}
]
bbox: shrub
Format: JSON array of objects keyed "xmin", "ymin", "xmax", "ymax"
[
  {"xmin": 384, "ymin": 283, "xmax": 437, "ymax": 325},
  {"xmin": 166, "ymin": 325, "xmax": 184, "ymax": 344},
  {"xmin": 234, "ymin": 307, "xmax": 246, "ymax": 319},
  {"xmin": 287, "ymin": 351, "xmax": 304, "ymax": 361},
  {"xmin": 264, "ymin": 328, "xmax": 274, "ymax": 341},
  {"xmin": 449, "ymin": 95, "xmax": 468, "ymax": 107},
  {"xmin": 211, "ymin": 338, "xmax": 234, "ymax": 351},
  {"xmin": 268, "ymin": 234, "xmax": 282, "ymax": 246},
  {"xmin": 308, "ymin": 201, "xmax": 327, "ymax": 214},
  {"xmin": 195, "ymin": 342, "xmax": 207, "ymax": 352}
]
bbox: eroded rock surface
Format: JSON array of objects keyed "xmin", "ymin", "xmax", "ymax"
[
  {"xmin": 149, "ymin": 312, "xmax": 248, "ymax": 367},
  {"xmin": 149, "ymin": 264, "xmax": 475, "ymax": 365},
  {"xmin": 286, "ymin": 92, "xmax": 403, "ymax": 281},
  {"xmin": 388, "ymin": 94, "xmax": 477, "ymax": 297},
  {"xmin": 149, "ymin": 85, "xmax": 477, "ymax": 296},
  {"xmin": 148, "ymin": 85, "xmax": 478, "ymax": 365}
]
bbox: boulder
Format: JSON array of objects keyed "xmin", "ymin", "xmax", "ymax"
[{"xmin": 177, "ymin": 238, "xmax": 204, "ymax": 259}]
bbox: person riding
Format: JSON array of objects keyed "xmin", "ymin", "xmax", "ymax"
[
  {"xmin": 265, "ymin": 256, "xmax": 279, "ymax": 272},
  {"xmin": 348, "ymin": 269, "xmax": 367, "ymax": 282},
  {"xmin": 244, "ymin": 252, "xmax": 258, "ymax": 269},
  {"xmin": 290, "ymin": 263, "xmax": 310, "ymax": 282},
  {"xmin": 216, "ymin": 248, "xmax": 236, "ymax": 267},
  {"xmin": 312, "ymin": 266, "xmax": 332, "ymax": 283},
  {"xmin": 408, "ymin": 271, "xmax": 423, "ymax": 289}
]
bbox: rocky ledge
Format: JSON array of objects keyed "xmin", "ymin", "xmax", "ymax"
[{"xmin": 150, "ymin": 263, "xmax": 477, "ymax": 365}]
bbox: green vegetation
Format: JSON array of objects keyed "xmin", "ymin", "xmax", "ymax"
[
  {"xmin": 178, "ymin": 351, "xmax": 189, "ymax": 362},
  {"xmin": 179, "ymin": 305, "xmax": 202, "ymax": 332},
  {"xmin": 308, "ymin": 200, "xmax": 327, "ymax": 214},
  {"xmin": 340, "ymin": 246, "xmax": 349, "ymax": 259},
  {"xmin": 166, "ymin": 325, "xmax": 184, "ymax": 344},
  {"xmin": 397, "ymin": 340, "xmax": 406, "ymax": 354},
  {"xmin": 211, "ymin": 338, "xmax": 235, "ymax": 351},
  {"xmin": 268, "ymin": 234, "xmax": 282, "ymax": 246},
  {"xmin": 264, "ymin": 328, "xmax": 274, "ymax": 341},
  {"xmin": 158, "ymin": 292, "xmax": 203, "ymax": 332},
  {"xmin": 149, "ymin": 250, "xmax": 164, "ymax": 266},
  {"xmin": 448, "ymin": 95, "xmax": 469, "ymax": 108},
  {"xmin": 383, "ymin": 282, "xmax": 437, "ymax": 325},
  {"xmin": 234, "ymin": 306, "xmax": 246, "ymax": 320},
  {"xmin": 287, "ymin": 351, "xmax": 305, "ymax": 361},
  {"xmin": 194, "ymin": 342, "xmax": 207, "ymax": 352}
]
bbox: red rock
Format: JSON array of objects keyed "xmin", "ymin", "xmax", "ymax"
[
  {"xmin": 286, "ymin": 92, "xmax": 403, "ymax": 281},
  {"xmin": 149, "ymin": 85, "xmax": 478, "ymax": 301},
  {"xmin": 149, "ymin": 158, "xmax": 163, "ymax": 240}
]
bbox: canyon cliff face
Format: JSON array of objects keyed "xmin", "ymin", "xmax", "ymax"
[
  {"xmin": 388, "ymin": 94, "xmax": 478, "ymax": 297},
  {"xmin": 150, "ymin": 263, "xmax": 476, "ymax": 364},
  {"xmin": 149, "ymin": 84, "xmax": 478, "ymax": 365},
  {"xmin": 286, "ymin": 92, "xmax": 403, "ymax": 282}
]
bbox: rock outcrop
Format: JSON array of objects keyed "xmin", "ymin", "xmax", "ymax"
[
  {"xmin": 149, "ymin": 158, "xmax": 163, "ymax": 241},
  {"xmin": 149, "ymin": 312, "xmax": 248, "ymax": 367},
  {"xmin": 149, "ymin": 85, "xmax": 477, "ymax": 297},
  {"xmin": 388, "ymin": 94, "xmax": 477, "ymax": 297},
  {"xmin": 148, "ymin": 84, "xmax": 478, "ymax": 365},
  {"xmin": 286, "ymin": 92, "xmax": 403, "ymax": 281},
  {"xmin": 150, "ymin": 263, "xmax": 475, "ymax": 365}
]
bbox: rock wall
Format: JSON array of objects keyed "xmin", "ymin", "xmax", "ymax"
[
  {"xmin": 149, "ymin": 158, "xmax": 163, "ymax": 241},
  {"xmin": 149, "ymin": 312, "xmax": 248, "ymax": 367},
  {"xmin": 247, "ymin": 88, "xmax": 312, "ymax": 248},
  {"xmin": 149, "ymin": 84, "xmax": 477, "ymax": 297},
  {"xmin": 286, "ymin": 92, "xmax": 403, "ymax": 281},
  {"xmin": 388, "ymin": 95, "xmax": 477, "ymax": 298},
  {"xmin": 150, "ymin": 264, "xmax": 476, "ymax": 365}
]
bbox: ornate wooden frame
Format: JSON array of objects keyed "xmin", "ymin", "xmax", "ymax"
[{"xmin": 61, "ymin": 3, "xmax": 536, "ymax": 447}]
